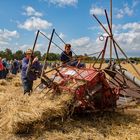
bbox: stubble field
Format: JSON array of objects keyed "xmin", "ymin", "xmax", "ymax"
[{"xmin": 0, "ymin": 63, "xmax": 140, "ymax": 140}]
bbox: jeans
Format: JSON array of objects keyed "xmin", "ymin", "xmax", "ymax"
[
  {"xmin": 22, "ymin": 78, "xmax": 33, "ymax": 93},
  {"xmin": 0, "ymin": 71, "xmax": 3, "ymax": 79},
  {"xmin": 67, "ymin": 60, "xmax": 85, "ymax": 68},
  {"xmin": 12, "ymin": 68, "xmax": 18, "ymax": 75},
  {"xmin": 2, "ymin": 69, "xmax": 8, "ymax": 78}
]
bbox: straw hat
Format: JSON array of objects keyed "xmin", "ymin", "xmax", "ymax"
[{"xmin": 26, "ymin": 48, "xmax": 32, "ymax": 54}]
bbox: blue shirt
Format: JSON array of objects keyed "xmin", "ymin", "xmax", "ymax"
[
  {"xmin": 60, "ymin": 51, "xmax": 72, "ymax": 63},
  {"xmin": 21, "ymin": 57, "xmax": 41, "ymax": 80}
]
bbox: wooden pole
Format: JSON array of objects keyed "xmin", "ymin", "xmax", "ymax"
[{"xmin": 110, "ymin": 0, "xmax": 113, "ymax": 63}]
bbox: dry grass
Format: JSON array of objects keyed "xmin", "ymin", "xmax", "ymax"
[
  {"xmin": 0, "ymin": 79, "xmax": 7, "ymax": 86},
  {"xmin": 0, "ymin": 64, "xmax": 140, "ymax": 140},
  {"xmin": 91, "ymin": 63, "xmax": 140, "ymax": 79},
  {"xmin": 122, "ymin": 64, "xmax": 140, "ymax": 79}
]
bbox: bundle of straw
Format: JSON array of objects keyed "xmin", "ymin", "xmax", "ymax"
[{"xmin": 0, "ymin": 91, "xmax": 74, "ymax": 134}]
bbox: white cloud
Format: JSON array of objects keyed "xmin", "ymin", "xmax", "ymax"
[
  {"xmin": 103, "ymin": 22, "xmax": 140, "ymax": 57},
  {"xmin": 67, "ymin": 37, "xmax": 101, "ymax": 55},
  {"xmin": 99, "ymin": 23, "xmax": 140, "ymax": 34},
  {"xmin": 59, "ymin": 32, "xmax": 65, "ymax": 39},
  {"xmin": 114, "ymin": 31, "xmax": 140, "ymax": 56},
  {"xmin": 124, "ymin": 4, "xmax": 133, "ymax": 16},
  {"xmin": 70, "ymin": 37, "xmax": 90, "ymax": 47},
  {"xmin": 19, "ymin": 44, "xmax": 31, "ymax": 51},
  {"xmin": 0, "ymin": 29, "xmax": 19, "ymax": 45},
  {"xmin": 48, "ymin": 0, "xmax": 78, "ymax": 7},
  {"xmin": 18, "ymin": 17, "xmax": 52, "ymax": 31},
  {"xmin": 24, "ymin": 6, "xmax": 43, "ymax": 17},
  {"xmin": 116, "ymin": 4, "xmax": 133, "ymax": 19},
  {"xmin": 116, "ymin": 10, "xmax": 124, "ymax": 19},
  {"xmin": 0, "ymin": 41, "xmax": 9, "ymax": 45},
  {"xmin": 18, "ymin": 43, "xmax": 44, "ymax": 52},
  {"xmin": 90, "ymin": 6, "xmax": 104, "ymax": 16},
  {"xmin": 122, "ymin": 22, "xmax": 140, "ymax": 32},
  {"xmin": 67, "ymin": 22, "xmax": 140, "ymax": 57}
]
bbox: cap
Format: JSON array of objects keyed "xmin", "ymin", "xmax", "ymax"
[{"xmin": 26, "ymin": 48, "xmax": 32, "ymax": 54}]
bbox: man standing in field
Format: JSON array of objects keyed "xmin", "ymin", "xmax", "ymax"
[{"xmin": 21, "ymin": 49, "xmax": 42, "ymax": 95}]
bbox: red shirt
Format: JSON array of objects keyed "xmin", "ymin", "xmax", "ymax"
[{"xmin": 0, "ymin": 60, "xmax": 4, "ymax": 71}]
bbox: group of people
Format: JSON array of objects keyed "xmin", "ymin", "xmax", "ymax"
[
  {"xmin": 0, "ymin": 57, "xmax": 21, "ymax": 79},
  {"xmin": 0, "ymin": 44, "xmax": 84, "ymax": 95}
]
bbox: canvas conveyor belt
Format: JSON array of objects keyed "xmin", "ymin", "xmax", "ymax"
[{"xmin": 104, "ymin": 66, "xmax": 140, "ymax": 99}]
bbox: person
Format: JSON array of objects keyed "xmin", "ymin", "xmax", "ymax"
[
  {"xmin": 11, "ymin": 59, "xmax": 19, "ymax": 75},
  {"xmin": 2, "ymin": 58, "xmax": 9, "ymax": 78},
  {"xmin": 60, "ymin": 44, "xmax": 85, "ymax": 68},
  {"xmin": 21, "ymin": 49, "xmax": 42, "ymax": 95},
  {"xmin": 0, "ymin": 57, "xmax": 4, "ymax": 79}
]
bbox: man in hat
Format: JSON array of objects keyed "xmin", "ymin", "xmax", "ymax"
[
  {"xmin": 21, "ymin": 48, "xmax": 42, "ymax": 95},
  {"xmin": 60, "ymin": 44, "xmax": 85, "ymax": 68}
]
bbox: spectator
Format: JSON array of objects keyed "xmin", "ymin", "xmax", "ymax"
[
  {"xmin": 0, "ymin": 57, "xmax": 4, "ymax": 79},
  {"xmin": 2, "ymin": 58, "xmax": 8, "ymax": 78},
  {"xmin": 11, "ymin": 59, "xmax": 19, "ymax": 75}
]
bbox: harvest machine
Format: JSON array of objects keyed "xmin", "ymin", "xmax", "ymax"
[{"xmin": 28, "ymin": 9, "xmax": 140, "ymax": 113}]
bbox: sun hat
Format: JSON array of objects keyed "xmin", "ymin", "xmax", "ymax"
[{"xmin": 26, "ymin": 48, "xmax": 32, "ymax": 54}]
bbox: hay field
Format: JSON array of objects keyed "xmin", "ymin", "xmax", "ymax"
[
  {"xmin": 91, "ymin": 63, "xmax": 140, "ymax": 79},
  {"xmin": 0, "ymin": 64, "xmax": 140, "ymax": 140}
]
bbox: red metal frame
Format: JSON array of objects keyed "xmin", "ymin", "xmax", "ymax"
[{"xmin": 46, "ymin": 66, "xmax": 119, "ymax": 110}]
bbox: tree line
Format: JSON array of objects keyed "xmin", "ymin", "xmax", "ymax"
[
  {"xmin": 0, "ymin": 48, "xmax": 60, "ymax": 61},
  {"xmin": 0, "ymin": 48, "xmax": 140, "ymax": 62}
]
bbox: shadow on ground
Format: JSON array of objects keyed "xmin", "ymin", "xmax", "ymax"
[{"xmin": 15, "ymin": 110, "xmax": 140, "ymax": 139}]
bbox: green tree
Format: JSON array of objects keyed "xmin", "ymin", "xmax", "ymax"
[
  {"xmin": 34, "ymin": 51, "xmax": 42, "ymax": 60},
  {"xmin": 42, "ymin": 53, "xmax": 60, "ymax": 61},
  {"xmin": 14, "ymin": 50, "xmax": 24, "ymax": 60},
  {"xmin": 5, "ymin": 48, "xmax": 13, "ymax": 60},
  {"xmin": 0, "ymin": 51, "xmax": 6, "ymax": 58}
]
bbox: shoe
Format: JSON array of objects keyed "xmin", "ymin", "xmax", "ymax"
[{"xmin": 24, "ymin": 92, "xmax": 30, "ymax": 96}]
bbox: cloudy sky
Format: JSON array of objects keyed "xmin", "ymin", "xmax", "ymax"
[{"xmin": 0, "ymin": 0, "xmax": 140, "ymax": 57}]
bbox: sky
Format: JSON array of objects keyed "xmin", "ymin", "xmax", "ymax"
[{"xmin": 0, "ymin": 0, "xmax": 140, "ymax": 57}]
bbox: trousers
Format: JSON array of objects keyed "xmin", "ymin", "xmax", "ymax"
[{"xmin": 22, "ymin": 78, "xmax": 33, "ymax": 93}]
